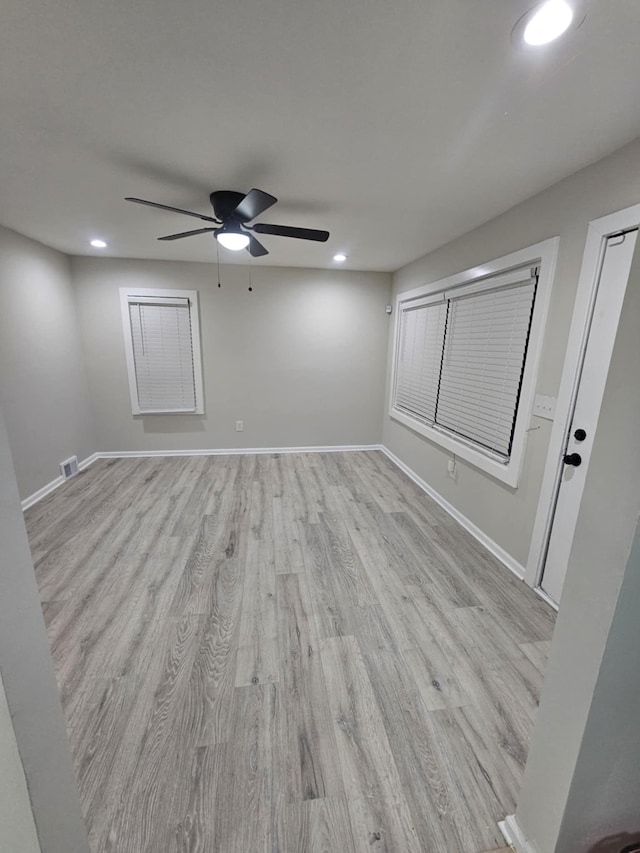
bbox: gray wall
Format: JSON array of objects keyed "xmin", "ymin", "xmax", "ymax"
[
  {"xmin": 382, "ymin": 136, "xmax": 640, "ymax": 568},
  {"xmin": 558, "ymin": 524, "xmax": 640, "ymax": 851},
  {"xmin": 0, "ymin": 405, "xmax": 90, "ymax": 852},
  {"xmin": 0, "ymin": 671, "xmax": 40, "ymax": 853},
  {"xmin": 515, "ymin": 233, "xmax": 640, "ymax": 853},
  {"xmin": 0, "ymin": 226, "xmax": 96, "ymax": 499},
  {"xmin": 72, "ymin": 258, "xmax": 391, "ymax": 452}
]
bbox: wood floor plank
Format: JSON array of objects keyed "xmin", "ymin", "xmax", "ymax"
[
  {"xmin": 34, "ymin": 466, "xmax": 158, "ymax": 603},
  {"xmin": 349, "ymin": 524, "xmax": 453, "ymax": 653},
  {"xmin": 183, "ymin": 564, "xmax": 244, "ymax": 748},
  {"xmin": 386, "ymin": 510, "xmax": 481, "ymax": 607},
  {"xmin": 249, "ymin": 478, "xmax": 275, "ymax": 541},
  {"xmin": 235, "ymin": 538, "xmax": 278, "ymax": 687},
  {"xmin": 273, "ymin": 493, "xmax": 306, "ymax": 574},
  {"xmin": 82, "ymin": 614, "xmax": 205, "ymax": 851},
  {"xmin": 296, "ymin": 462, "xmax": 329, "ymax": 525},
  {"xmin": 167, "ymin": 459, "xmax": 225, "ymax": 539},
  {"xmin": 213, "ymin": 684, "xmax": 278, "ymax": 853},
  {"xmin": 26, "ymin": 458, "xmax": 147, "ymax": 557},
  {"xmin": 50, "ymin": 522, "xmax": 180, "ymax": 706},
  {"xmin": 299, "ymin": 520, "xmax": 357, "ymax": 639},
  {"xmin": 181, "ymin": 498, "xmax": 248, "ymax": 751},
  {"xmin": 366, "ymin": 451, "xmax": 452, "ymax": 529},
  {"xmin": 174, "ymin": 744, "xmax": 224, "ymax": 853},
  {"xmin": 27, "ymin": 450, "xmax": 555, "ymax": 853},
  {"xmin": 519, "ymin": 640, "xmax": 552, "ymax": 675},
  {"xmin": 276, "ymin": 572, "xmax": 344, "ymax": 803},
  {"xmin": 276, "ymin": 796, "xmax": 356, "ymax": 853},
  {"xmin": 326, "ymin": 483, "xmax": 371, "ymax": 533},
  {"xmin": 419, "ymin": 706, "xmax": 509, "ymax": 852},
  {"xmin": 402, "ymin": 643, "xmax": 470, "ymax": 711},
  {"xmin": 317, "ymin": 513, "xmax": 378, "ymax": 608},
  {"xmin": 449, "ymin": 604, "xmax": 533, "ymax": 668},
  {"xmin": 100, "ymin": 614, "xmax": 207, "ymax": 853},
  {"xmin": 358, "ymin": 642, "xmax": 462, "ymax": 851},
  {"xmin": 319, "ymin": 635, "xmax": 422, "ymax": 853},
  {"xmin": 346, "ymin": 451, "xmax": 406, "ymax": 514},
  {"xmin": 169, "ymin": 518, "xmax": 233, "ymax": 617}
]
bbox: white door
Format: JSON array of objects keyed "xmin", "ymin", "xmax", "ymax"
[{"xmin": 541, "ymin": 229, "xmax": 639, "ymax": 603}]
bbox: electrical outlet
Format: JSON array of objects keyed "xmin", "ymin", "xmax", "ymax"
[
  {"xmin": 235, "ymin": 420, "xmax": 243, "ymax": 432},
  {"xmin": 447, "ymin": 458, "xmax": 456, "ymax": 480}
]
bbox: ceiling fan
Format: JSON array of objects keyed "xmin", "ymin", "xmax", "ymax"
[{"xmin": 125, "ymin": 188, "xmax": 330, "ymax": 257}]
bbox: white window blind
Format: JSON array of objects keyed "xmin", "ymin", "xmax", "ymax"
[
  {"xmin": 436, "ymin": 277, "xmax": 536, "ymax": 457},
  {"xmin": 395, "ymin": 298, "xmax": 446, "ymax": 424},
  {"xmin": 393, "ymin": 265, "xmax": 538, "ymax": 462},
  {"xmin": 120, "ymin": 289, "xmax": 204, "ymax": 415}
]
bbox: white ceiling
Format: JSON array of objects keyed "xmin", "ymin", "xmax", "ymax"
[{"xmin": 2, "ymin": 0, "xmax": 640, "ymax": 271}]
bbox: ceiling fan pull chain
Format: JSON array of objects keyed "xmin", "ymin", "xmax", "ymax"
[
  {"xmin": 248, "ymin": 257, "xmax": 253, "ymax": 292},
  {"xmin": 216, "ymin": 241, "xmax": 221, "ymax": 288}
]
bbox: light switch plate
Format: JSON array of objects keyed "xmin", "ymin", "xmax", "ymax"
[{"xmin": 533, "ymin": 394, "xmax": 556, "ymax": 420}]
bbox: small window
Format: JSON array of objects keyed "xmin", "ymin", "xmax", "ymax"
[
  {"xmin": 120, "ymin": 288, "xmax": 204, "ymax": 415},
  {"xmin": 390, "ymin": 239, "xmax": 558, "ymax": 486}
]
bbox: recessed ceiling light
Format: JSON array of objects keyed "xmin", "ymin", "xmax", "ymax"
[
  {"xmin": 333, "ymin": 253, "xmax": 347, "ymax": 262},
  {"xmin": 90, "ymin": 239, "xmax": 107, "ymax": 248},
  {"xmin": 525, "ymin": 0, "xmax": 572, "ymax": 44},
  {"xmin": 513, "ymin": 0, "xmax": 584, "ymax": 47}
]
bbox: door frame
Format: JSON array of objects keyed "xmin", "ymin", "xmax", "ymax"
[{"xmin": 525, "ymin": 202, "xmax": 640, "ymax": 604}]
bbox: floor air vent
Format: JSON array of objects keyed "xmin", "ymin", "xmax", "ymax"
[{"xmin": 60, "ymin": 456, "xmax": 79, "ymax": 480}]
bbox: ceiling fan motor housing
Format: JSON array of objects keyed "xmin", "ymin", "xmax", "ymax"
[{"xmin": 209, "ymin": 190, "xmax": 248, "ymax": 222}]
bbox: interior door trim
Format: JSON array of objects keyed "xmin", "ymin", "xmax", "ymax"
[{"xmin": 525, "ymin": 203, "xmax": 640, "ymax": 603}]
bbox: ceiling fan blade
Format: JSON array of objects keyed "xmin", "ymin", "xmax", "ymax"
[
  {"xmin": 157, "ymin": 228, "xmax": 217, "ymax": 241},
  {"xmin": 232, "ymin": 188, "xmax": 278, "ymax": 222},
  {"xmin": 125, "ymin": 197, "xmax": 219, "ymax": 223},
  {"xmin": 247, "ymin": 234, "xmax": 269, "ymax": 257},
  {"xmin": 253, "ymin": 222, "xmax": 330, "ymax": 242}
]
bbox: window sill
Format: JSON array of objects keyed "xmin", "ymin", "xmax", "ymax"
[
  {"xmin": 133, "ymin": 407, "xmax": 204, "ymax": 416},
  {"xmin": 390, "ymin": 406, "xmax": 520, "ymax": 488}
]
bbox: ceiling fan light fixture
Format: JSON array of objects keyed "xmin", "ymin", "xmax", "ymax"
[
  {"xmin": 333, "ymin": 253, "xmax": 347, "ymax": 262},
  {"xmin": 216, "ymin": 228, "xmax": 250, "ymax": 251}
]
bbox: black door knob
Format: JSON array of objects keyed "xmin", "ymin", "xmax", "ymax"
[
  {"xmin": 574, "ymin": 428, "xmax": 587, "ymax": 441},
  {"xmin": 563, "ymin": 453, "xmax": 582, "ymax": 466}
]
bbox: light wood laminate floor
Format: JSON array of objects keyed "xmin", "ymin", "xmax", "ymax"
[{"xmin": 26, "ymin": 451, "xmax": 555, "ymax": 853}]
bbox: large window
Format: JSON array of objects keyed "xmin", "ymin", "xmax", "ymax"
[
  {"xmin": 390, "ymin": 240, "xmax": 558, "ymax": 486},
  {"xmin": 120, "ymin": 288, "xmax": 204, "ymax": 415}
]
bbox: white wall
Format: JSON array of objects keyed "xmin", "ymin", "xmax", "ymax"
[
  {"xmin": 72, "ymin": 257, "xmax": 391, "ymax": 452},
  {"xmin": 0, "ymin": 670, "xmax": 40, "ymax": 853},
  {"xmin": 0, "ymin": 226, "xmax": 96, "ymax": 499},
  {"xmin": 383, "ymin": 136, "xmax": 640, "ymax": 568}
]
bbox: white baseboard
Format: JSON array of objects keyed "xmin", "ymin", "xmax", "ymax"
[
  {"xmin": 96, "ymin": 444, "xmax": 381, "ymax": 459},
  {"xmin": 78, "ymin": 452, "xmax": 100, "ymax": 471},
  {"xmin": 21, "ymin": 475, "xmax": 65, "ymax": 511},
  {"xmin": 380, "ymin": 446, "xmax": 526, "ymax": 581},
  {"xmin": 21, "ymin": 451, "xmax": 100, "ymax": 511},
  {"xmin": 21, "ymin": 445, "xmax": 381, "ymax": 509},
  {"xmin": 499, "ymin": 815, "xmax": 538, "ymax": 853}
]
